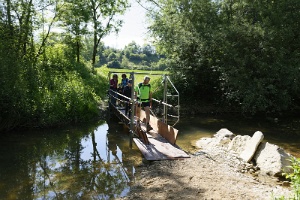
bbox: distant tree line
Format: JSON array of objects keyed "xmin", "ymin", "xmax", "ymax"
[{"xmin": 94, "ymin": 41, "xmax": 167, "ymax": 71}]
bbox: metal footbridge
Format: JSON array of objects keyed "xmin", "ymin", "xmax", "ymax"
[{"xmin": 107, "ymin": 72, "xmax": 190, "ymax": 161}]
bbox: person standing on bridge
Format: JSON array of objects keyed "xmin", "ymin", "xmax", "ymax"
[
  {"xmin": 109, "ymin": 74, "xmax": 118, "ymax": 106},
  {"xmin": 123, "ymin": 79, "xmax": 132, "ymax": 117},
  {"xmin": 121, "ymin": 74, "xmax": 129, "ymax": 90},
  {"xmin": 135, "ymin": 75, "xmax": 153, "ymax": 132},
  {"xmin": 118, "ymin": 74, "xmax": 129, "ymax": 107}
]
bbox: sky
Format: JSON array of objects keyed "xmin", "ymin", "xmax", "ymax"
[{"xmin": 102, "ymin": 0, "xmax": 150, "ymax": 49}]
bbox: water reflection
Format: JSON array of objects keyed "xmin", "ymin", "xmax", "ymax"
[
  {"xmin": 1, "ymin": 115, "xmax": 299, "ymax": 199},
  {"xmin": 0, "ymin": 121, "xmax": 141, "ymax": 200}
]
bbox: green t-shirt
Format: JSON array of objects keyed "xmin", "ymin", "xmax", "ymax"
[{"xmin": 135, "ymin": 83, "xmax": 151, "ymax": 102}]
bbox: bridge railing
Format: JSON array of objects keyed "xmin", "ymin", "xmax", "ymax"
[{"xmin": 108, "ymin": 71, "xmax": 180, "ymax": 147}]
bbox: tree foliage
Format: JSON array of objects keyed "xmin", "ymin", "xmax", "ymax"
[
  {"xmin": 97, "ymin": 41, "xmax": 165, "ymax": 70},
  {"xmin": 149, "ymin": 0, "xmax": 300, "ymax": 114},
  {"xmin": 89, "ymin": 0, "xmax": 128, "ymax": 68},
  {"xmin": 0, "ymin": 0, "xmax": 126, "ymax": 131}
]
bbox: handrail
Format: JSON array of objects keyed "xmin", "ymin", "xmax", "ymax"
[
  {"xmin": 152, "ymin": 98, "xmax": 173, "ymax": 107},
  {"xmin": 167, "ymin": 114, "xmax": 179, "ymax": 118},
  {"xmin": 109, "ymin": 89, "xmax": 131, "ymax": 102},
  {"xmin": 166, "ymin": 76, "xmax": 179, "ymax": 95},
  {"xmin": 109, "ymin": 89, "xmax": 178, "ymax": 108},
  {"xmin": 162, "ymin": 75, "xmax": 180, "ymax": 126},
  {"xmin": 108, "ymin": 71, "xmax": 180, "ymax": 146}
]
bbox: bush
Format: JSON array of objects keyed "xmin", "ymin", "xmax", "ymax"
[
  {"xmin": 284, "ymin": 158, "xmax": 300, "ymax": 200},
  {"xmin": 107, "ymin": 60, "xmax": 121, "ymax": 68},
  {"xmin": 39, "ymin": 70, "xmax": 101, "ymax": 125}
]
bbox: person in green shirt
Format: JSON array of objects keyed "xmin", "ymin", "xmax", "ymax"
[{"xmin": 134, "ymin": 75, "xmax": 153, "ymax": 131}]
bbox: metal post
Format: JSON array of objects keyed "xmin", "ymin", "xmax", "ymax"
[
  {"xmin": 166, "ymin": 75, "xmax": 180, "ymax": 126},
  {"xmin": 163, "ymin": 75, "xmax": 168, "ymax": 123},
  {"xmin": 129, "ymin": 72, "xmax": 135, "ymax": 148},
  {"xmin": 108, "ymin": 72, "xmax": 112, "ymax": 120}
]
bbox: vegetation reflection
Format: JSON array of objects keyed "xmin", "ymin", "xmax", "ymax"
[{"xmin": 0, "ymin": 121, "xmax": 136, "ymax": 199}]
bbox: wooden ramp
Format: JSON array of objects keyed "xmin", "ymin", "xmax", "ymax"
[
  {"xmin": 111, "ymin": 104, "xmax": 190, "ymax": 161},
  {"xmin": 133, "ymin": 135, "xmax": 190, "ymax": 160}
]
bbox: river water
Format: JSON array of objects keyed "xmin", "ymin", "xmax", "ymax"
[{"xmin": 0, "ymin": 115, "xmax": 299, "ymax": 199}]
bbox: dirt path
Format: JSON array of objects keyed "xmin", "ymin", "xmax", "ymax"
[{"xmin": 120, "ymin": 149, "xmax": 292, "ymax": 200}]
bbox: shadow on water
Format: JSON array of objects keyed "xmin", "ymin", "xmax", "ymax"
[{"xmin": 0, "ymin": 120, "xmax": 142, "ymax": 200}]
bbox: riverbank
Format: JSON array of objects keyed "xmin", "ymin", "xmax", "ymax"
[{"xmin": 120, "ymin": 148, "xmax": 293, "ymax": 200}]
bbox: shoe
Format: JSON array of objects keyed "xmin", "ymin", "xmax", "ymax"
[{"xmin": 146, "ymin": 124, "xmax": 153, "ymax": 132}]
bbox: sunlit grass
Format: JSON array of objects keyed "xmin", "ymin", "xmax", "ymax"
[
  {"xmin": 95, "ymin": 65, "xmax": 171, "ymax": 102},
  {"xmin": 96, "ymin": 65, "xmax": 168, "ymax": 84}
]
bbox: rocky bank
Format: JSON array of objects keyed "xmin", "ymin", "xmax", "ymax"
[{"xmin": 119, "ymin": 129, "xmax": 295, "ymax": 200}]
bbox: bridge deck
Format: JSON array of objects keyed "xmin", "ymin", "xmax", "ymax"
[{"xmin": 110, "ymin": 104, "xmax": 190, "ymax": 160}]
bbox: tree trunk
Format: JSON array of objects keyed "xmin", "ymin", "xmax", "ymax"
[
  {"xmin": 6, "ymin": 0, "xmax": 13, "ymax": 36},
  {"xmin": 92, "ymin": 30, "xmax": 97, "ymax": 69},
  {"xmin": 20, "ymin": 0, "xmax": 33, "ymax": 57},
  {"xmin": 76, "ymin": 40, "xmax": 80, "ymax": 63}
]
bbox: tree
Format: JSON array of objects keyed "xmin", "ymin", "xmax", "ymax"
[
  {"xmin": 217, "ymin": 0, "xmax": 300, "ymax": 113},
  {"xmin": 108, "ymin": 52, "xmax": 117, "ymax": 62},
  {"xmin": 142, "ymin": 44, "xmax": 155, "ymax": 56},
  {"xmin": 0, "ymin": 0, "xmax": 109, "ymax": 131},
  {"xmin": 124, "ymin": 41, "xmax": 141, "ymax": 55},
  {"xmin": 60, "ymin": 0, "xmax": 90, "ymax": 62},
  {"xmin": 149, "ymin": 0, "xmax": 300, "ymax": 114},
  {"xmin": 149, "ymin": 0, "xmax": 222, "ymax": 102},
  {"xmin": 88, "ymin": 0, "xmax": 128, "ymax": 70}
]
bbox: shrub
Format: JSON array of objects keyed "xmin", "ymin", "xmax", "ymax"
[
  {"xmin": 107, "ymin": 60, "xmax": 121, "ymax": 69},
  {"xmin": 284, "ymin": 158, "xmax": 300, "ymax": 199},
  {"xmin": 278, "ymin": 158, "xmax": 300, "ymax": 200}
]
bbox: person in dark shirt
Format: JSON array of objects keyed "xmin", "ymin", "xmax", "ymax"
[
  {"xmin": 121, "ymin": 74, "xmax": 129, "ymax": 90},
  {"xmin": 109, "ymin": 74, "xmax": 118, "ymax": 106},
  {"xmin": 123, "ymin": 79, "xmax": 132, "ymax": 117}
]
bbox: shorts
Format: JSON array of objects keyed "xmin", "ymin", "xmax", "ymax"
[{"xmin": 139, "ymin": 101, "xmax": 150, "ymax": 108}]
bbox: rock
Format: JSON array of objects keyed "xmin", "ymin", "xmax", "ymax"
[
  {"xmin": 228, "ymin": 135, "xmax": 251, "ymax": 154},
  {"xmin": 195, "ymin": 137, "xmax": 216, "ymax": 149},
  {"xmin": 253, "ymin": 142, "xmax": 293, "ymax": 176},
  {"xmin": 213, "ymin": 128, "xmax": 235, "ymax": 148},
  {"xmin": 214, "ymin": 128, "xmax": 235, "ymax": 139},
  {"xmin": 196, "ymin": 129, "xmax": 293, "ymax": 178},
  {"xmin": 240, "ymin": 131, "xmax": 264, "ymax": 162},
  {"xmin": 196, "ymin": 128, "xmax": 234, "ymax": 149},
  {"xmin": 217, "ymin": 137, "xmax": 232, "ymax": 148}
]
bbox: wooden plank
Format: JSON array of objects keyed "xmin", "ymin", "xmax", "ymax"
[
  {"xmin": 133, "ymin": 138, "xmax": 169, "ymax": 160},
  {"xmin": 148, "ymin": 137, "xmax": 189, "ymax": 158},
  {"xmin": 115, "ymin": 107, "xmax": 153, "ymax": 143},
  {"xmin": 119, "ymin": 107, "xmax": 177, "ymax": 144},
  {"xmin": 139, "ymin": 110, "xmax": 178, "ymax": 144},
  {"xmin": 114, "ymin": 104, "xmax": 189, "ymax": 161},
  {"xmin": 135, "ymin": 121, "xmax": 149, "ymax": 145},
  {"xmin": 133, "ymin": 136, "xmax": 190, "ymax": 161}
]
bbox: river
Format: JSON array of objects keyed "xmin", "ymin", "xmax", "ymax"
[{"xmin": 0, "ymin": 115, "xmax": 299, "ymax": 199}]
